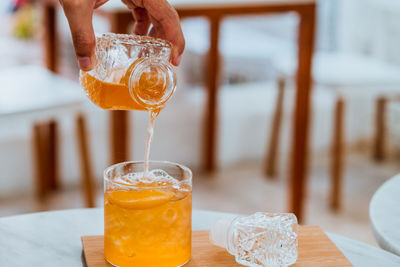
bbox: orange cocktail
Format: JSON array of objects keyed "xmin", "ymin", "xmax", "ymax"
[{"xmin": 104, "ymin": 161, "xmax": 192, "ymax": 267}]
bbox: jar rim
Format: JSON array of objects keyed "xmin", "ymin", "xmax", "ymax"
[{"xmin": 96, "ymin": 33, "xmax": 172, "ymax": 49}]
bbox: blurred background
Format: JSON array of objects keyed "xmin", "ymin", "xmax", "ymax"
[{"xmin": 1, "ymin": 0, "xmax": 400, "ymax": 248}]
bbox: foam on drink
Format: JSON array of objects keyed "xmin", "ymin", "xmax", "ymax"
[{"xmin": 113, "ymin": 169, "xmax": 180, "ymax": 187}]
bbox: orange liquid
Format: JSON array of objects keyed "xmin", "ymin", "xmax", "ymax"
[
  {"xmin": 81, "ymin": 59, "xmax": 168, "ymax": 111},
  {"xmin": 104, "ymin": 187, "xmax": 192, "ymax": 267}
]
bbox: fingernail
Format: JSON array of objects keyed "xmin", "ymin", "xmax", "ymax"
[
  {"xmin": 78, "ymin": 57, "xmax": 92, "ymax": 71},
  {"xmin": 174, "ymin": 55, "xmax": 182, "ymax": 66}
]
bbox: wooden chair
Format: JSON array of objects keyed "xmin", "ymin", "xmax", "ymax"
[
  {"xmin": 32, "ymin": 114, "xmax": 95, "ymax": 208},
  {"xmin": 265, "ymin": 53, "xmax": 400, "ymax": 210},
  {"xmin": 0, "ymin": 65, "xmax": 93, "ymax": 207}
]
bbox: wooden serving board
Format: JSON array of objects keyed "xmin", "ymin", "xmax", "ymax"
[{"xmin": 82, "ymin": 226, "xmax": 352, "ymax": 266}]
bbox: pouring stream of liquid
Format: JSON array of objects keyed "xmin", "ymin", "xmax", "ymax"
[{"xmin": 143, "ymin": 110, "xmax": 159, "ymax": 176}]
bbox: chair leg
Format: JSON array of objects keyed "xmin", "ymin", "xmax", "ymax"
[
  {"xmin": 47, "ymin": 120, "xmax": 60, "ymax": 190},
  {"xmin": 373, "ymin": 96, "xmax": 387, "ymax": 162},
  {"xmin": 330, "ymin": 96, "xmax": 345, "ymax": 211},
  {"xmin": 76, "ymin": 114, "xmax": 96, "ymax": 208},
  {"xmin": 265, "ymin": 78, "xmax": 286, "ymax": 178},
  {"xmin": 110, "ymin": 111, "xmax": 129, "ymax": 165},
  {"xmin": 42, "ymin": 2, "xmax": 58, "ymax": 73},
  {"xmin": 32, "ymin": 120, "xmax": 60, "ymax": 201},
  {"xmin": 32, "ymin": 124, "xmax": 48, "ymax": 201}
]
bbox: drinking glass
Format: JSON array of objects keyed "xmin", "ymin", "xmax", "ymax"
[{"xmin": 104, "ymin": 161, "xmax": 192, "ymax": 267}]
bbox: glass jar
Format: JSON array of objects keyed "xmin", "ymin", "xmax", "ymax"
[{"xmin": 80, "ymin": 33, "xmax": 176, "ymax": 111}]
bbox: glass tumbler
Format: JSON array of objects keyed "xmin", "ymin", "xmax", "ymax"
[{"xmin": 104, "ymin": 161, "xmax": 192, "ymax": 267}]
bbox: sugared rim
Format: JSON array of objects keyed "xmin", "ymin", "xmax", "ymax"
[
  {"xmin": 103, "ymin": 160, "xmax": 192, "ymax": 188},
  {"xmin": 96, "ymin": 33, "xmax": 172, "ymax": 49}
]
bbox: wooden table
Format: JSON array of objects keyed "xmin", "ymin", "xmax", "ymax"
[
  {"xmin": 0, "ymin": 66, "xmax": 83, "ymax": 116},
  {"xmin": 370, "ymin": 174, "xmax": 400, "ymax": 256},
  {"xmin": 1, "ymin": 208, "xmax": 400, "ymax": 266},
  {"xmin": 39, "ymin": 0, "xmax": 315, "ymax": 221}
]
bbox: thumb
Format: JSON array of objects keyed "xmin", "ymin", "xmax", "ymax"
[{"xmin": 60, "ymin": 1, "xmax": 96, "ymax": 71}]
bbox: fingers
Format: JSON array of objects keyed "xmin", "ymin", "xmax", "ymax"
[
  {"xmin": 132, "ymin": 7, "xmax": 150, "ymax": 35},
  {"xmin": 94, "ymin": 0, "xmax": 109, "ymax": 9},
  {"xmin": 60, "ymin": 0, "xmax": 97, "ymax": 71},
  {"xmin": 121, "ymin": 0, "xmax": 135, "ymax": 10},
  {"xmin": 138, "ymin": 0, "xmax": 185, "ymax": 66}
]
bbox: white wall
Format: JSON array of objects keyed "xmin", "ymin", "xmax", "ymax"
[{"xmin": 336, "ymin": 0, "xmax": 400, "ymax": 63}]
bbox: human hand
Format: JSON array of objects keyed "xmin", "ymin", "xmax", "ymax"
[{"xmin": 59, "ymin": 0, "xmax": 185, "ymax": 71}]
